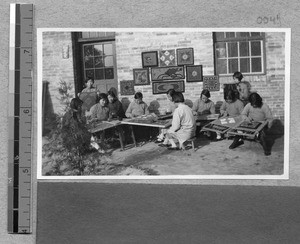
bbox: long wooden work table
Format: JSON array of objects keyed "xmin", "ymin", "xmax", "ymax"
[{"xmin": 87, "ymin": 113, "xmax": 268, "ymax": 151}]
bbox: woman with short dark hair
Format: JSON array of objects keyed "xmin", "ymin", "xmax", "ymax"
[
  {"xmin": 229, "ymin": 92, "xmax": 273, "ymax": 155},
  {"xmin": 159, "ymin": 92, "xmax": 196, "ymax": 150},
  {"xmin": 107, "ymin": 90, "xmax": 125, "ymax": 120},
  {"xmin": 125, "ymin": 92, "xmax": 149, "ymax": 118},
  {"xmin": 192, "ymin": 89, "xmax": 216, "ymax": 115}
]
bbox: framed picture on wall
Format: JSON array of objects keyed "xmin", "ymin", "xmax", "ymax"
[
  {"xmin": 186, "ymin": 65, "xmax": 203, "ymax": 82},
  {"xmin": 120, "ymin": 80, "xmax": 135, "ymax": 95},
  {"xmin": 133, "ymin": 68, "xmax": 150, "ymax": 86},
  {"xmin": 159, "ymin": 49, "xmax": 176, "ymax": 67},
  {"xmin": 141, "ymin": 51, "xmax": 158, "ymax": 68},
  {"xmin": 203, "ymin": 75, "xmax": 220, "ymax": 91},
  {"xmin": 176, "ymin": 48, "xmax": 194, "ymax": 65},
  {"xmin": 151, "ymin": 66, "xmax": 185, "ymax": 81},
  {"xmin": 152, "ymin": 80, "xmax": 185, "ymax": 94}
]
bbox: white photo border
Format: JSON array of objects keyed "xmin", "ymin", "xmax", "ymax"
[{"xmin": 37, "ymin": 28, "xmax": 291, "ymax": 180}]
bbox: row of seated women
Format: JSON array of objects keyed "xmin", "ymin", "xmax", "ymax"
[{"xmin": 64, "ymin": 74, "xmax": 274, "ymax": 155}]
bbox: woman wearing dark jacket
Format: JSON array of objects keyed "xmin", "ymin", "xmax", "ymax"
[{"xmin": 107, "ymin": 90, "xmax": 125, "ymax": 120}]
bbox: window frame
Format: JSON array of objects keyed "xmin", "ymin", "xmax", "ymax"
[
  {"xmin": 81, "ymin": 41, "xmax": 116, "ymax": 81},
  {"xmin": 213, "ymin": 32, "xmax": 266, "ymax": 77}
]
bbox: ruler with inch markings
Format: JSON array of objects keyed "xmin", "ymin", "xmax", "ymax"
[{"xmin": 8, "ymin": 3, "xmax": 33, "ymax": 234}]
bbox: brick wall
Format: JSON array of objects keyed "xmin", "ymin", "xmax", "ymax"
[
  {"xmin": 116, "ymin": 31, "xmax": 286, "ymax": 120},
  {"xmin": 42, "ymin": 31, "xmax": 286, "ymax": 121},
  {"xmin": 116, "ymin": 31, "xmax": 215, "ymax": 113},
  {"xmin": 42, "ymin": 32, "xmax": 75, "ymax": 116}
]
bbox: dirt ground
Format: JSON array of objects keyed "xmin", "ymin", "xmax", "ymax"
[
  {"xmin": 42, "ymin": 131, "xmax": 284, "ymax": 176},
  {"xmin": 109, "ymin": 134, "xmax": 284, "ymax": 176}
]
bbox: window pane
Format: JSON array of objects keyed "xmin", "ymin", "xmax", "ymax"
[
  {"xmin": 251, "ymin": 58, "xmax": 262, "ymax": 72},
  {"xmin": 105, "ymin": 68, "xmax": 114, "ymax": 79},
  {"xmin": 85, "ymin": 69, "xmax": 94, "ymax": 79},
  {"xmin": 104, "ymin": 56, "xmax": 114, "ymax": 67},
  {"xmin": 95, "ymin": 69, "xmax": 104, "ymax": 80},
  {"xmin": 215, "ymin": 32, "xmax": 225, "ymax": 40},
  {"xmin": 84, "ymin": 45, "xmax": 93, "ymax": 57},
  {"xmin": 238, "ymin": 32, "xmax": 250, "ymax": 38},
  {"xmin": 94, "ymin": 57, "xmax": 104, "ymax": 67},
  {"xmin": 217, "ymin": 59, "xmax": 227, "ymax": 74},
  {"xmin": 240, "ymin": 58, "xmax": 250, "ymax": 73},
  {"xmin": 228, "ymin": 59, "xmax": 238, "ymax": 73},
  {"xmin": 104, "ymin": 44, "xmax": 113, "ymax": 55},
  {"xmin": 216, "ymin": 43, "xmax": 227, "ymax": 58},
  {"xmin": 84, "ymin": 57, "xmax": 94, "ymax": 68},
  {"xmin": 251, "ymin": 41, "xmax": 261, "ymax": 56},
  {"xmin": 82, "ymin": 32, "xmax": 90, "ymax": 38},
  {"xmin": 240, "ymin": 42, "xmax": 249, "ymax": 57},
  {"xmin": 228, "ymin": 42, "xmax": 238, "ymax": 57},
  {"xmin": 225, "ymin": 32, "xmax": 235, "ymax": 38},
  {"xmin": 94, "ymin": 45, "xmax": 103, "ymax": 56},
  {"xmin": 251, "ymin": 32, "xmax": 261, "ymax": 37}
]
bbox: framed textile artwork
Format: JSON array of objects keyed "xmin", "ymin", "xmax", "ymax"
[
  {"xmin": 186, "ymin": 65, "xmax": 203, "ymax": 82},
  {"xmin": 176, "ymin": 48, "xmax": 194, "ymax": 65},
  {"xmin": 120, "ymin": 80, "xmax": 135, "ymax": 95},
  {"xmin": 203, "ymin": 75, "xmax": 220, "ymax": 91},
  {"xmin": 133, "ymin": 68, "xmax": 150, "ymax": 86},
  {"xmin": 151, "ymin": 66, "xmax": 185, "ymax": 81},
  {"xmin": 152, "ymin": 80, "xmax": 185, "ymax": 94},
  {"xmin": 158, "ymin": 49, "xmax": 176, "ymax": 67},
  {"xmin": 141, "ymin": 51, "xmax": 158, "ymax": 68},
  {"xmin": 79, "ymin": 92, "xmax": 98, "ymax": 112}
]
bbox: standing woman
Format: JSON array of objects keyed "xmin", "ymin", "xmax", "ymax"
[
  {"xmin": 160, "ymin": 92, "xmax": 196, "ymax": 150},
  {"xmin": 232, "ymin": 71, "xmax": 252, "ymax": 106},
  {"xmin": 78, "ymin": 77, "xmax": 100, "ymax": 116}
]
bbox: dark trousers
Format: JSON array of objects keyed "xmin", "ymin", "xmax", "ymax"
[{"xmin": 232, "ymin": 126, "xmax": 271, "ymax": 153}]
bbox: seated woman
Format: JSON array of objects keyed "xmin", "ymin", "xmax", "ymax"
[
  {"xmin": 61, "ymin": 97, "xmax": 91, "ymax": 154},
  {"xmin": 160, "ymin": 92, "xmax": 196, "ymax": 150},
  {"xmin": 220, "ymin": 89, "xmax": 244, "ymax": 117},
  {"xmin": 192, "ymin": 89, "xmax": 216, "ymax": 138},
  {"xmin": 106, "ymin": 90, "xmax": 126, "ymax": 144},
  {"xmin": 107, "ymin": 90, "xmax": 125, "ymax": 120},
  {"xmin": 155, "ymin": 89, "xmax": 176, "ymax": 143},
  {"xmin": 192, "ymin": 89, "xmax": 215, "ymax": 115},
  {"xmin": 88, "ymin": 93, "xmax": 110, "ymax": 153},
  {"xmin": 217, "ymin": 89, "xmax": 244, "ymax": 140},
  {"xmin": 125, "ymin": 92, "xmax": 151, "ymax": 142},
  {"xmin": 125, "ymin": 92, "xmax": 149, "ymax": 118},
  {"xmin": 229, "ymin": 92, "xmax": 273, "ymax": 155}
]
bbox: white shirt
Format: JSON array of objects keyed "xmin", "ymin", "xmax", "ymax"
[{"xmin": 169, "ymin": 103, "xmax": 196, "ymax": 143}]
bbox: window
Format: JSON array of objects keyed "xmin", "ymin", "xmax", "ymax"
[
  {"xmin": 214, "ymin": 32, "xmax": 265, "ymax": 76},
  {"xmin": 82, "ymin": 42, "xmax": 115, "ymax": 80},
  {"xmin": 72, "ymin": 32, "xmax": 118, "ymax": 93}
]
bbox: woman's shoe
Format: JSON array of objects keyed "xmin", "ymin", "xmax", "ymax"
[
  {"xmin": 158, "ymin": 143, "xmax": 170, "ymax": 147},
  {"xmin": 155, "ymin": 138, "xmax": 164, "ymax": 143},
  {"xmin": 229, "ymin": 140, "xmax": 244, "ymax": 149},
  {"xmin": 168, "ymin": 147, "xmax": 179, "ymax": 150}
]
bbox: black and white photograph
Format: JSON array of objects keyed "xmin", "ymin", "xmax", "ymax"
[{"xmin": 37, "ymin": 28, "xmax": 290, "ymax": 179}]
